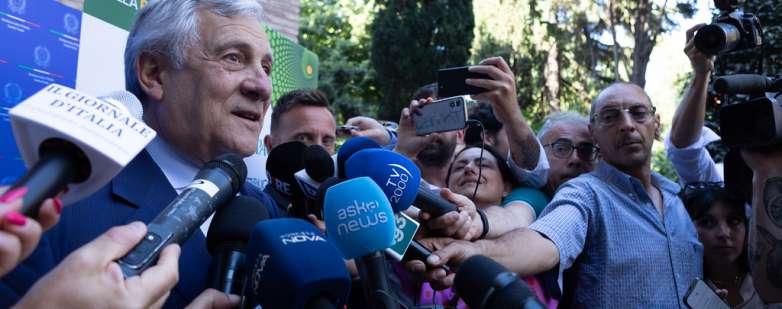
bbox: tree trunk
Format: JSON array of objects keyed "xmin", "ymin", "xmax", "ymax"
[
  {"xmin": 544, "ymin": 40, "xmax": 561, "ymax": 113},
  {"xmin": 630, "ymin": 0, "xmax": 668, "ymax": 88},
  {"xmin": 609, "ymin": 0, "xmax": 621, "ymax": 81}
]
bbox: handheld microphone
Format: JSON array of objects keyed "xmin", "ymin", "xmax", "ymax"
[
  {"xmin": 336, "ymin": 136, "xmax": 380, "ymax": 179},
  {"xmin": 323, "ymin": 177, "xmax": 396, "ymax": 309},
  {"xmin": 454, "ymin": 255, "xmax": 545, "ymax": 309},
  {"xmin": 344, "ymin": 148, "xmax": 457, "ymax": 216},
  {"xmin": 713, "ymin": 74, "xmax": 782, "ymax": 95},
  {"xmin": 206, "ymin": 195, "xmax": 270, "ymax": 295},
  {"xmin": 118, "ymin": 153, "xmax": 246, "ymax": 277},
  {"xmin": 266, "ymin": 141, "xmax": 307, "ymax": 197},
  {"xmin": 295, "ymin": 144, "xmax": 336, "ymax": 200},
  {"xmin": 242, "ymin": 218, "xmax": 351, "ymax": 309},
  {"xmin": 7, "ymin": 86, "xmax": 155, "ymax": 217}
]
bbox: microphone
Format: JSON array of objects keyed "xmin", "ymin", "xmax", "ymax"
[
  {"xmin": 336, "ymin": 136, "xmax": 380, "ymax": 179},
  {"xmin": 7, "ymin": 85, "xmax": 155, "ymax": 217},
  {"xmin": 266, "ymin": 141, "xmax": 307, "ymax": 197},
  {"xmin": 344, "ymin": 148, "xmax": 457, "ymax": 216},
  {"xmin": 206, "ymin": 195, "xmax": 270, "ymax": 295},
  {"xmin": 242, "ymin": 218, "xmax": 351, "ymax": 309},
  {"xmin": 295, "ymin": 144, "xmax": 336, "ymax": 200},
  {"xmin": 713, "ymin": 74, "xmax": 782, "ymax": 95},
  {"xmin": 118, "ymin": 153, "xmax": 247, "ymax": 277},
  {"xmin": 454, "ymin": 255, "xmax": 544, "ymax": 309},
  {"xmin": 323, "ymin": 177, "xmax": 396, "ymax": 309}
]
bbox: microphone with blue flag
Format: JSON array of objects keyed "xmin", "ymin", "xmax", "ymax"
[{"xmin": 241, "ymin": 218, "xmax": 351, "ymax": 309}]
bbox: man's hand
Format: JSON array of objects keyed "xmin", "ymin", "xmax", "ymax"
[
  {"xmin": 15, "ymin": 222, "xmax": 181, "ymax": 309},
  {"xmin": 467, "ymin": 57, "xmax": 522, "ymax": 125},
  {"xmin": 685, "ymin": 24, "xmax": 715, "ymax": 76},
  {"xmin": 404, "ymin": 237, "xmax": 484, "ymax": 290},
  {"xmin": 741, "ymin": 149, "xmax": 782, "ymax": 178},
  {"xmin": 419, "ymin": 189, "xmax": 482, "ymax": 240},
  {"xmin": 393, "ymin": 98, "xmax": 437, "ymax": 159},
  {"xmin": 346, "ymin": 116, "xmax": 391, "ymax": 146},
  {"xmin": 0, "ymin": 187, "xmax": 62, "ymax": 277},
  {"xmin": 185, "ymin": 289, "xmax": 240, "ymax": 309}
]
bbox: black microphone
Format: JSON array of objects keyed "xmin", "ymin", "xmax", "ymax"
[
  {"xmin": 206, "ymin": 195, "xmax": 269, "ymax": 295},
  {"xmin": 455, "ymin": 255, "xmax": 545, "ymax": 309},
  {"xmin": 118, "ymin": 153, "xmax": 247, "ymax": 277},
  {"xmin": 303, "ymin": 144, "xmax": 334, "ymax": 182},
  {"xmin": 401, "ymin": 239, "xmax": 451, "ymax": 272},
  {"xmin": 414, "ymin": 182, "xmax": 458, "ymax": 218},
  {"xmin": 713, "ymin": 74, "xmax": 782, "ymax": 95},
  {"xmin": 266, "ymin": 141, "xmax": 307, "ymax": 216}
]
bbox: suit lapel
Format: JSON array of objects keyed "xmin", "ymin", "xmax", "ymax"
[{"xmin": 110, "ymin": 150, "xmax": 209, "ymax": 303}]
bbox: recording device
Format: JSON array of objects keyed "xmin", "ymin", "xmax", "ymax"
[
  {"xmin": 400, "ymin": 240, "xmax": 451, "ymax": 273},
  {"xmin": 8, "ymin": 85, "xmax": 155, "ymax": 217},
  {"xmin": 336, "ymin": 125, "xmax": 359, "ymax": 137},
  {"xmin": 693, "ymin": 0, "xmax": 762, "ymax": 55},
  {"xmin": 684, "ymin": 278, "xmax": 730, "ymax": 309},
  {"xmin": 241, "ymin": 218, "xmax": 351, "ymax": 309},
  {"xmin": 323, "ymin": 177, "xmax": 397, "ymax": 309},
  {"xmin": 295, "ymin": 144, "xmax": 336, "ymax": 201},
  {"xmin": 437, "ymin": 66, "xmax": 492, "ymax": 98},
  {"xmin": 343, "ymin": 148, "xmax": 458, "ymax": 217},
  {"xmin": 454, "ymin": 255, "xmax": 544, "ymax": 309},
  {"xmin": 206, "ymin": 196, "xmax": 270, "ymax": 295},
  {"xmin": 336, "ymin": 136, "xmax": 381, "ymax": 178},
  {"xmin": 413, "ymin": 96, "xmax": 468, "ymax": 136},
  {"xmin": 714, "ymin": 74, "xmax": 782, "ymax": 148},
  {"xmin": 118, "ymin": 153, "xmax": 246, "ymax": 278}
]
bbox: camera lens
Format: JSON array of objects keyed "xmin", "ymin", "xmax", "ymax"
[{"xmin": 694, "ymin": 23, "xmax": 741, "ymax": 55}]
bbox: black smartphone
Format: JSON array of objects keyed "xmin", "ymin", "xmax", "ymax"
[
  {"xmin": 413, "ymin": 96, "xmax": 468, "ymax": 136},
  {"xmin": 437, "ymin": 66, "xmax": 492, "ymax": 98}
]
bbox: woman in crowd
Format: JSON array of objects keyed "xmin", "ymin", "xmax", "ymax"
[{"xmin": 680, "ymin": 182, "xmax": 763, "ymax": 308}]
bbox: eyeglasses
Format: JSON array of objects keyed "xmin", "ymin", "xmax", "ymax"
[
  {"xmin": 680, "ymin": 181, "xmax": 725, "ymax": 200},
  {"xmin": 543, "ymin": 139, "xmax": 600, "ymax": 161},
  {"xmin": 592, "ymin": 105, "xmax": 656, "ymax": 127}
]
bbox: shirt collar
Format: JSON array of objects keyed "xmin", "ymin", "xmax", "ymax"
[
  {"xmin": 593, "ymin": 160, "xmax": 680, "ymax": 196},
  {"xmin": 145, "ymin": 137, "xmax": 199, "ymax": 194}
]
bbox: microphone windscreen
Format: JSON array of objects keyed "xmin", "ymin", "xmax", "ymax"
[
  {"xmin": 206, "ymin": 196, "xmax": 270, "ymax": 254},
  {"xmin": 323, "ymin": 177, "xmax": 395, "ymax": 259},
  {"xmin": 303, "ymin": 144, "xmax": 335, "ymax": 182},
  {"xmin": 100, "ymin": 90, "xmax": 143, "ymax": 121},
  {"xmin": 336, "ymin": 137, "xmax": 380, "ymax": 178},
  {"xmin": 206, "ymin": 153, "xmax": 247, "ymax": 193},
  {"xmin": 244, "ymin": 218, "xmax": 351, "ymax": 309},
  {"xmin": 266, "ymin": 141, "xmax": 307, "ymax": 196},
  {"xmin": 455, "ymin": 255, "xmax": 534, "ymax": 309},
  {"xmin": 713, "ymin": 74, "xmax": 769, "ymax": 95},
  {"xmin": 345, "ymin": 148, "xmax": 421, "ymax": 212}
]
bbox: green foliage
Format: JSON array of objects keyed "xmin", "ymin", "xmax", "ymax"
[
  {"xmin": 370, "ymin": 0, "xmax": 474, "ymax": 120},
  {"xmin": 298, "ymin": 0, "xmax": 380, "ymax": 120},
  {"xmin": 652, "ymin": 143, "xmax": 679, "ymax": 183}
]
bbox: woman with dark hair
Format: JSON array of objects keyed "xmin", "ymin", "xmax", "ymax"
[{"xmin": 680, "ymin": 182, "xmax": 763, "ymax": 308}]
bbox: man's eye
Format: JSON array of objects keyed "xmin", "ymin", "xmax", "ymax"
[
  {"xmin": 224, "ymin": 53, "xmax": 242, "ymax": 64},
  {"xmin": 262, "ymin": 62, "xmax": 272, "ymax": 74}
]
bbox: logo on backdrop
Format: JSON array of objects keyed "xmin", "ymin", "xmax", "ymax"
[
  {"xmin": 7, "ymin": 0, "xmax": 25, "ymax": 15},
  {"xmin": 63, "ymin": 13, "xmax": 79, "ymax": 35},
  {"xmin": 33, "ymin": 46, "xmax": 51, "ymax": 68},
  {"xmin": 3, "ymin": 83, "xmax": 22, "ymax": 106}
]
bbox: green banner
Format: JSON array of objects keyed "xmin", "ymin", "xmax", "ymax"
[
  {"xmin": 83, "ymin": 0, "xmax": 146, "ymax": 31},
  {"xmin": 266, "ymin": 25, "xmax": 319, "ymax": 105}
]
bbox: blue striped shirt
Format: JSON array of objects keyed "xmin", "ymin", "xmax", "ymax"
[{"xmin": 529, "ymin": 160, "xmax": 703, "ymax": 308}]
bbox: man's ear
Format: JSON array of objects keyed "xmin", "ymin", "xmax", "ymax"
[
  {"xmin": 136, "ymin": 52, "xmax": 166, "ymax": 102},
  {"xmin": 263, "ymin": 135, "xmax": 274, "ymax": 152},
  {"xmin": 654, "ymin": 114, "xmax": 662, "ymax": 140}
]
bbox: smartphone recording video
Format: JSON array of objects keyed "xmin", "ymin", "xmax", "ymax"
[
  {"xmin": 413, "ymin": 96, "xmax": 468, "ymax": 136},
  {"xmin": 437, "ymin": 66, "xmax": 492, "ymax": 98}
]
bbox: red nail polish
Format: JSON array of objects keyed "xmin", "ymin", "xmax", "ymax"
[
  {"xmin": 4, "ymin": 211, "xmax": 27, "ymax": 226},
  {"xmin": 54, "ymin": 198, "xmax": 63, "ymax": 214},
  {"xmin": 0, "ymin": 187, "xmax": 27, "ymax": 203}
]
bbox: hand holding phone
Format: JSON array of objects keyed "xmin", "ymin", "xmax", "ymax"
[
  {"xmin": 684, "ymin": 278, "xmax": 730, "ymax": 309},
  {"xmin": 336, "ymin": 125, "xmax": 359, "ymax": 137},
  {"xmin": 437, "ymin": 66, "xmax": 493, "ymax": 98},
  {"xmin": 412, "ymin": 96, "xmax": 468, "ymax": 136}
]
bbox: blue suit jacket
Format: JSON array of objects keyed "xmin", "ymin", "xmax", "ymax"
[{"xmin": 0, "ymin": 150, "xmax": 274, "ymax": 308}]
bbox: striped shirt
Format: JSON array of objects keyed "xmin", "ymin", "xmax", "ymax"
[{"xmin": 529, "ymin": 160, "xmax": 703, "ymax": 308}]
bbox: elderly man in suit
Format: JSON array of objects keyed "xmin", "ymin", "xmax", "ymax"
[{"xmin": 0, "ymin": 0, "xmax": 275, "ymax": 307}]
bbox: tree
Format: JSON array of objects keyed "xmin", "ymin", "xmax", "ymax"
[
  {"xmin": 370, "ymin": 0, "xmax": 474, "ymax": 120},
  {"xmin": 298, "ymin": 0, "xmax": 380, "ymax": 120}
]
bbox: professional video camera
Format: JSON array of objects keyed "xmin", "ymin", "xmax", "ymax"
[
  {"xmin": 694, "ymin": 0, "xmax": 762, "ymax": 55},
  {"xmin": 717, "ymin": 74, "xmax": 782, "ymax": 148}
]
